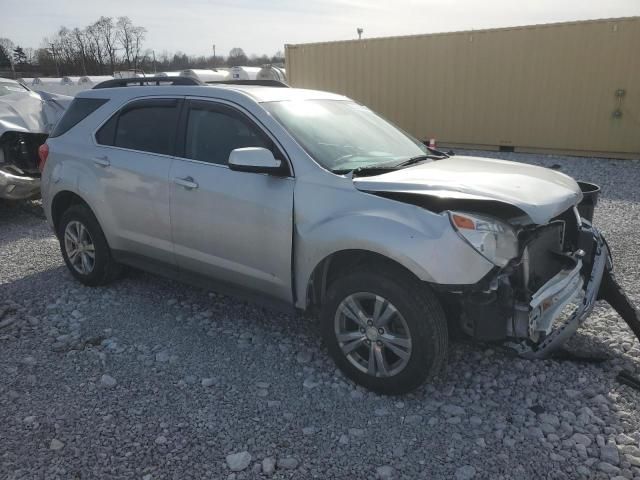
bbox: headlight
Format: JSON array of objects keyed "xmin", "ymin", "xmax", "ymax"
[{"xmin": 448, "ymin": 211, "xmax": 518, "ymax": 267}]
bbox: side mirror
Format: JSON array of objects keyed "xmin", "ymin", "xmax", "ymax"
[{"xmin": 228, "ymin": 147, "xmax": 282, "ymax": 174}]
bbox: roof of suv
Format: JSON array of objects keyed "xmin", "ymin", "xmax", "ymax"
[{"xmin": 76, "ymin": 83, "xmax": 347, "ymax": 103}]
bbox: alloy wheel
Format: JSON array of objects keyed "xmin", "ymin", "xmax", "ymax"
[
  {"xmin": 334, "ymin": 292, "xmax": 412, "ymax": 377},
  {"xmin": 63, "ymin": 220, "xmax": 96, "ymax": 275}
]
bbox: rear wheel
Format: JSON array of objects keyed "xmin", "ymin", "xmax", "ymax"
[
  {"xmin": 58, "ymin": 204, "xmax": 121, "ymax": 286},
  {"xmin": 321, "ymin": 265, "xmax": 448, "ymax": 395}
]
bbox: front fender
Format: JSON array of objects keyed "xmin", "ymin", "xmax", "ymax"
[{"xmin": 293, "ymin": 182, "xmax": 494, "ymax": 309}]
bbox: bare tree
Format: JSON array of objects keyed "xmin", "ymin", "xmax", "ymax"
[
  {"xmin": 95, "ymin": 17, "xmax": 118, "ymax": 74},
  {"xmin": 86, "ymin": 21, "xmax": 106, "ymax": 73},
  {"xmin": 131, "ymin": 25, "xmax": 147, "ymax": 71},
  {"xmin": 71, "ymin": 28, "xmax": 89, "ymax": 74},
  {"xmin": 228, "ymin": 47, "xmax": 248, "ymax": 67},
  {"xmin": 116, "ymin": 16, "xmax": 135, "ymax": 69},
  {"xmin": 0, "ymin": 38, "xmax": 15, "ymax": 69}
]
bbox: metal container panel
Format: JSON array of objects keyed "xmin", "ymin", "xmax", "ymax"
[{"xmin": 286, "ymin": 17, "xmax": 640, "ymax": 158}]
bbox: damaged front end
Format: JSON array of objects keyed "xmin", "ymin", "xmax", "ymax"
[
  {"xmin": 0, "ymin": 80, "xmax": 71, "ymax": 201},
  {"xmin": 0, "ymin": 131, "xmax": 47, "ymax": 200},
  {"xmin": 449, "ymin": 185, "xmax": 638, "ymax": 358}
]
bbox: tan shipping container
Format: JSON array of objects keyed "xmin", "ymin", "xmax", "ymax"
[{"xmin": 286, "ymin": 17, "xmax": 640, "ymax": 159}]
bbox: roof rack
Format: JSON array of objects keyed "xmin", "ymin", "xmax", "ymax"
[
  {"xmin": 205, "ymin": 80, "xmax": 290, "ymax": 88},
  {"xmin": 92, "ymin": 76, "xmax": 203, "ymax": 89}
]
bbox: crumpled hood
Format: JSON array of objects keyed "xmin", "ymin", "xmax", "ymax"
[
  {"xmin": 0, "ymin": 90, "xmax": 72, "ymax": 136},
  {"xmin": 353, "ymin": 155, "xmax": 582, "ymax": 224}
]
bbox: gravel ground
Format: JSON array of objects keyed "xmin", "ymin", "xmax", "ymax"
[{"xmin": 1, "ymin": 151, "xmax": 640, "ymax": 480}]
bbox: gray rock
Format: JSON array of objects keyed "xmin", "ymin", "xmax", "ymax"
[
  {"xmin": 49, "ymin": 439, "xmax": 64, "ymax": 450},
  {"xmin": 100, "ymin": 374, "xmax": 117, "ymax": 388},
  {"xmin": 572, "ymin": 433, "xmax": 592, "ymax": 447},
  {"xmin": 226, "ymin": 451, "xmax": 252, "ymax": 472},
  {"xmin": 201, "ymin": 378, "xmax": 216, "ymax": 387},
  {"xmin": 565, "ymin": 389, "xmax": 581, "ymax": 399},
  {"xmin": 441, "ymin": 404, "xmax": 466, "ymax": 416},
  {"xmin": 277, "ymin": 457, "xmax": 298, "ymax": 470},
  {"xmin": 470, "ymin": 416, "xmax": 482, "ymax": 426},
  {"xmin": 598, "ymin": 462, "xmax": 620, "ymax": 475},
  {"xmin": 625, "ymin": 454, "xmax": 640, "ymax": 467},
  {"xmin": 455, "ymin": 465, "xmax": 476, "ymax": 480},
  {"xmin": 22, "ymin": 356, "xmax": 37, "ymax": 366},
  {"xmin": 262, "ymin": 457, "xmax": 276, "ymax": 475},
  {"xmin": 576, "ymin": 465, "xmax": 590, "ymax": 476},
  {"xmin": 155, "ymin": 351, "xmax": 170, "ymax": 362},
  {"xmin": 376, "ymin": 465, "xmax": 395, "ymax": 480},
  {"xmin": 601, "ymin": 443, "xmax": 621, "ymax": 465},
  {"xmin": 154, "ymin": 435, "xmax": 167, "ymax": 445},
  {"xmin": 302, "ymin": 427, "xmax": 316, "ymax": 435},
  {"xmin": 616, "ymin": 434, "xmax": 635, "ymax": 445},
  {"xmin": 296, "ymin": 351, "xmax": 312, "ymax": 364},
  {"xmin": 302, "ymin": 378, "xmax": 319, "ymax": 389},
  {"xmin": 339, "ymin": 434, "xmax": 349, "ymax": 444},
  {"xmin": 350, "ymin": 390, "xmax": 364, "ymax": 400},
  {"xmin": 405, "ymin": 414, "xmax": 423, "ymax": 425}
]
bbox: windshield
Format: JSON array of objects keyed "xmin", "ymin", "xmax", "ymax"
[{"xmin": 263, "ymin": 99, "xmax": 428, "ymax": 172}]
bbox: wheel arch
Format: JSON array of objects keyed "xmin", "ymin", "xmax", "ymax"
[
  {"xmin": 304, "ymin": 249, "xmax": 425, "ymax": 312},
  {"xmin": 51, "ymin": 190, "xmax": 93, "ymax": 235}
]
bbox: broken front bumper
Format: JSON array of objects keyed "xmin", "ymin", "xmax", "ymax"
[
  {"xmin": 0, "ymin": 168, "xmax": 40, "ymax": 200},
  {"xmin": 512, "ymin": 223, "xmax": 609, "ymax": 358}
]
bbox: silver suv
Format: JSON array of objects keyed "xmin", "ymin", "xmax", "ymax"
[{"xmin": 40, "ymin": 77, "xmax": 636, "ymax": 394}]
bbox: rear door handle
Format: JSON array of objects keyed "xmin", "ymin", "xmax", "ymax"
[
  {"xmin": 93, "ymin": 155, "xmax": 110, "ymax": 167},
  {"xmin": 174, "ymin": 176, "xmax": 199, "ymax": 190}
]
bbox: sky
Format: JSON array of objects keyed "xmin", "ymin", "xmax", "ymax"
[{"xmin": 3, "ymin": 0, "xmax": 639, "ymax": 57}]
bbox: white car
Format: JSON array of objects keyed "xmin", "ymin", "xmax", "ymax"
[
  {"xmin": 39, "ymin": 77, "xmax": 638, "ymax": 394},
  {"xmin": 0, "ymin": 78, "xmax": 71, "ymax": 200}
]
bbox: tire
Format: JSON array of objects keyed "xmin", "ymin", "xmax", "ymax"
[
  {"xmin": 57, "ymin": 204, "xmax": 121, "ymax": 286},
  {"xmin": 320, "ymin": 264, "xmax": 448, "ymax": 395}
]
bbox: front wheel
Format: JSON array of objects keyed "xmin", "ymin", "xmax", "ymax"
[{"xmin": 320, "ymin": 266, "xmax": 448, "ymax": 395}]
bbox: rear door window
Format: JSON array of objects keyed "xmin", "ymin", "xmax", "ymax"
[{"xmin": 97, "ymin": 98, "xmax": 180, "ymax": 156}]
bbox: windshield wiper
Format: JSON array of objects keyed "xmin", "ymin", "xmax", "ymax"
[
  {"xmin": 392, "ymin": 155, "xmax": 431, "ymax": 169},
  {"xmin": 332, "ymin": 164, "xmax": 400, "ymax": 176},
  {"xmin": 332, "ymin": 150, "xmax": 449, "ymax": 176}
]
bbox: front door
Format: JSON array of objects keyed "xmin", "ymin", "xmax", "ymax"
[{"xmin": 169, "ymin": 99, "xmax": 295, "ymax": 303}]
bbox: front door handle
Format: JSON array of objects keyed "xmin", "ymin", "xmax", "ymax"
[
  {"xmin": 174, "ymin": 176, "xmax": 199, "ymax": 190},
  {"xmin": 93, "ymin": 155, "xmax": 110, "ymax": 167}
]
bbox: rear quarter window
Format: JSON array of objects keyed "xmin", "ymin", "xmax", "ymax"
[{"xmin": 49, "ymin": 98, "xmax": 108, "ymax": 138}]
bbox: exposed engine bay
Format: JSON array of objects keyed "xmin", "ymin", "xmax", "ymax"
[
  {"xmin": 444, "ymin": 190, "xmax": 639, "ymax": 358},
  {"xmin": 0, "ymin": 79, "xmax": 71, "ymax": 200},
  {"xmin": 356, "ymin": 160, "xmax": 640, "ymax": 358}
]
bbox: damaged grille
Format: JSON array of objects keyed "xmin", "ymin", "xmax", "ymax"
[{"xmin": 520, "ymin": 222, "xmax": 567, "ymax": 292}]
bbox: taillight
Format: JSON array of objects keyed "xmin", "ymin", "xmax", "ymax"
[{"xmin": 37, "ymin": 143, "xmax": 49, "ymax": 171}]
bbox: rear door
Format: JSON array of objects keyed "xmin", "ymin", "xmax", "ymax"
[
  {"xmin": 93, "ymin": 97, "xmax": 181, "ymax": 265},
  {"xmin": 169, "ymin": 99, "xmax": 295, "ymax": 303}
]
